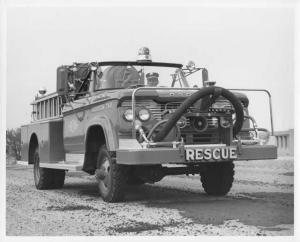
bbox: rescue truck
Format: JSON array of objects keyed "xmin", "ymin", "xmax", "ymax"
[{"xmin": 20, "ymin": 47, "xmax": 277, "ymax": 202}]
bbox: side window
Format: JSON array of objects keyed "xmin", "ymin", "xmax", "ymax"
[{"xmin": 95, "ymin": 66, "xmax": 114, "ymax": 90}]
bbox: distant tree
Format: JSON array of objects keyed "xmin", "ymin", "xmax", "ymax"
[{"xmin": 6, "ymin": 128, "xmax": 21, "ymax": 160}]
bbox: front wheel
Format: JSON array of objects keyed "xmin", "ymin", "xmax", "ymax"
[
  {"xmin": 200, "ymin": 161, "xmax": 234, "ymax": 196},
  {"xmin": 95, "ymin": 145, "xmax": 127, "ymax": 202}
]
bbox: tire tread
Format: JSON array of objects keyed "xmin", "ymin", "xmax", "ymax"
[
  {"xmin": 200, "ymin": 162, "xmax": 234, "ymax": 196},
  {"xmin": 33, "ymin": 148, "xmax": 65, "ymax": 190},
  {"xmin": 97, "ymin": 145, "xmax": 127, "ymax": 202}
]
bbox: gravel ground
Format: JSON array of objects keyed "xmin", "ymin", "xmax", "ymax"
[{"xmin": 6, "ymin": 158, "xmax": 294, "ymax": 236}]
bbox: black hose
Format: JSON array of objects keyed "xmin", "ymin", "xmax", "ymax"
[
  {"xmin": 147, "ymin": 119, "xmax": 181, "ymax": 141},
  {"xmin": 153, "ymin": 86, "xmax": 244, "ymax": 142},
  {"xmin": 147, "ymin": 120, "xmax": 168, "ymax": 140}
]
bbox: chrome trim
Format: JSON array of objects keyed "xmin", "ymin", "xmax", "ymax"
[
  {"xmin": 229, "ymin": 88, "xmax": 274, "ymax": 135},
  {"xmin": 244, "ymin": 115, "xmax": 259, "ymax": 138}
]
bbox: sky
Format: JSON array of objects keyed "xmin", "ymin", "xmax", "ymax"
[{"xmin": 6, "ymin": 3, "xmax": 295, "ymax": 132}]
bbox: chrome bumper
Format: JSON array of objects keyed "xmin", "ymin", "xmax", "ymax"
[{"xmin": 116, "ymin": 144, "xmax": 277, "ymax": 165}]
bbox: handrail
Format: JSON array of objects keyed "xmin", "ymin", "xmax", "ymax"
[{"xmin": 228, "ymin": 89, "xmax": 274, "ymax": 135}]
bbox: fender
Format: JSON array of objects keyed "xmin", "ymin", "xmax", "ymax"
[
  {"xmin": 85, "ymin": 115, "xmax": 118, "ymax": 151},
  {"xmin": 27, "ymin": 131, "xmax": 39, "ymax": 163}
]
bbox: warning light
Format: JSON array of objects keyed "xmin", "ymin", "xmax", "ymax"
[
  {"xmin": 137, "ymin": 47, "xmax": 152, "ymax": 62},
  {"xmin": 38, "ymin": 87, "xmax": 47, "ymax": 96}
]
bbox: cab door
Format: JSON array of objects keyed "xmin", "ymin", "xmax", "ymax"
[{"xmin": 63, "ymin": 104, "xmax": 86, "ymax": 154}]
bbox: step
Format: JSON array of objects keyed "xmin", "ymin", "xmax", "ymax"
[
  {"xmin": 17, "ymin": 153, "xmax": 85, "ymax": 171},
  {"xmin": 39, "ymin": 162, "xmax": 83, "ymax": 171}
]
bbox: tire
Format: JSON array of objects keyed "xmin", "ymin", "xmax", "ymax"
[
  {"xmin": 200, "ymin": 161, "xmax": 234, "ymax": 196},
  {"xmin": 52, "ymin": 170, "xmax": 65, "ymax": 189},
  {"xmin": 33, "ymin": 148, "xmax": 65, "ymax": 189},
  {"xmin": 95, "ymin": 145, "xmax": 127, "ymax": 202},
  {"xmin": 33, "ymin": 148, "xmax": 53, "ymax": 189}
]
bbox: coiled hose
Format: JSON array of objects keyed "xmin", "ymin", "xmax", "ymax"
[{"xmin": 153, "ymin": 86, "xmax": 244, "ymax": 142}]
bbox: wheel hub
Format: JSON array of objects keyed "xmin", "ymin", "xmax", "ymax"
[
  {"xmin": 96, "ymin": 157, "xmax": 110, "ymax": 188},
  {"xmin": 34, "ymin": 153, "xmax": 40, "ymax": 181}
]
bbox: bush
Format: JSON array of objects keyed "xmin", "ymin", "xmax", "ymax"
[{"xmin": 6, "ymin": 128, "xmax": 21, "ymax": 160}]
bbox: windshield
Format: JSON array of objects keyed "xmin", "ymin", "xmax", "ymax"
[
  {"xmin": 95, "ymin": 65, "xmax": 198, "ymax": 90},
  {"xmin": 183, "ymin": 71, "xmax": 203, "ymax": 88}
]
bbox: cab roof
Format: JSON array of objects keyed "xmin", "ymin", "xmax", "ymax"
[{"xmin": 97, "ymin": 61, "xmax": 183, "ymax": 68}]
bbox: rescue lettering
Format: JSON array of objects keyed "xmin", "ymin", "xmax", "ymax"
[{"xmin": 185, "ymin": 147, "xmax": 237, "ymax": 161}]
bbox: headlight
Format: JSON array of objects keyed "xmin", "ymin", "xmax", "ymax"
[
  {"xmin": 220, "ymin": 116, "xmax": 232, "ymax": 128},
  {"xmin": 123, "ymin": 109, "xmax": 133, "ymax": 121},
  {"xmin": 138, "ymin": 108, "xmax": 151, "ymax": 121}
]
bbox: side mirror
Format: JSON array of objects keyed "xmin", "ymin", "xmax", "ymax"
[
  {"xmin": 202, "ymin": 68, "xmax": 216, "ymax": 86},
  {"xmin": 202, "ymin": 68, "xmax": 208, "ymax": 83}
]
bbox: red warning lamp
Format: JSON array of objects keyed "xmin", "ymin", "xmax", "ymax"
[{"xmin": 137, "ymin": 47, "xmax": 152, "ymax": 62}]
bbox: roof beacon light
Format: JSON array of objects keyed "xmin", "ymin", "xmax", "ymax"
[{"xmin": 137, "ymin": 47, "xmax": 152, "ymax": 62}]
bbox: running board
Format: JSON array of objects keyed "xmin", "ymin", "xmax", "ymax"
[
  {"xmin": 39, "ymin": 162, "xmax": 83, "ymax": 171},
  {"xmin": 17, "ymin": 160, "xmax": 32, "ymax": 166},
  {"xmin": 40, "ymin": 153, "xmax": 84, "ymax": 171},
  {"xmin": 17, "ymin": 153, "xmax": 84, "ymax": 171}
]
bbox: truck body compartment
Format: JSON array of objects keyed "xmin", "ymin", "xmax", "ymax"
[{"xmin": 21, "ymin": 119, "xmax": 65, "ymax": 163}]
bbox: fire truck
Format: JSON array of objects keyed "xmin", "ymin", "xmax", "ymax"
[{"xmin": 20, "ymin": 47, "xmax": 277, "ymax": 202}]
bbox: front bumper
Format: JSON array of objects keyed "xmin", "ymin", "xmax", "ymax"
[{"xmin": 116, "ymin": 144, "xmax": 277, "ymax": 165}]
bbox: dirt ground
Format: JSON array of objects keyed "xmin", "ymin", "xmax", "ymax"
[{"xmin": 6, "ymin": 158, "xmax": 294, "ymax": 236}]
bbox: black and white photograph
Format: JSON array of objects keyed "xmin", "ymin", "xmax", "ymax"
[{"xmin": 1, "ymin": 0, "xmax": 299, "ymax": 239}]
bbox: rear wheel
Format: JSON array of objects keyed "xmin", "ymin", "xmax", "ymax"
[
  {"xmin": 33, "ymin": 148, "xmax": 53, "ymax": 189},
  {"xmin": 200, "ymin": 161, "xmax": 234, "ymax": 196},
  {"xmin": 33, "ymin": 148, "xmax": 65, "ymax": 189},
  {"xmin": 95, "ymin": 145, "xmax": 127, "ymax": 202},
  {"xmin": 52, "ymin": 170, "xmax": 65, "ymax": 189}
]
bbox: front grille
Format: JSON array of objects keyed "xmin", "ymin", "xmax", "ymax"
[
  {"xmin": 122, "ymin": 101, "xmax": 220, "ymax": 128},
  {"xmin": 122, "ymin": 100, "xmax": 224, "ymax": 144}
]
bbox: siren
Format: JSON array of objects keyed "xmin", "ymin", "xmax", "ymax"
[
  {"xmin": 192, "ymin": 116, "xmax": 208, "ymax": 132},
  {"xmin": 137, "ymin": 47, "xmax": 152, "ymax": 62}
]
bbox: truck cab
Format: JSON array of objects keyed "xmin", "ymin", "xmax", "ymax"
[{"xmin": 21, "ymin": 47, "xmax": 277, "ymax": 202}]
